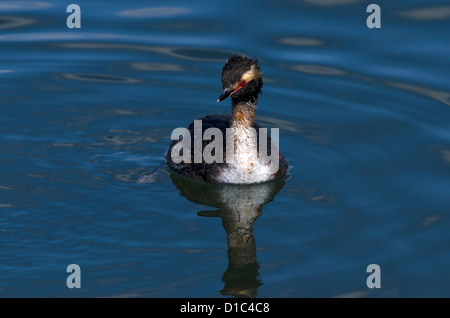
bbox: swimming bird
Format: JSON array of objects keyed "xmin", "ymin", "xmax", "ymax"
[{"xmin": 166, "ymin": 55, "xmax": 288, "ymax": 184}]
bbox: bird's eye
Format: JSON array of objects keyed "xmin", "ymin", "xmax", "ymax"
[{"xmin": 230, "ymin": 80, "xmax": 246, "ymax": 96}]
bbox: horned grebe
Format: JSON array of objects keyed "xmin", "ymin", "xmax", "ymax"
[{"xmin": 166, "ymin": 55, "xmax": 288, "ymax": 184}]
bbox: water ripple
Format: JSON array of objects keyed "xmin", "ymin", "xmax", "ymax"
[
  {"xmin": 129, "ymin": 62, "xmax": 185, "ymax": 72},
  {"xmin": 441, "ymin": 149, "xmax": 450, "ymax": 165},
  {"xmin": 59, "ymin": 43, "xmax": 236, "ymax": 62},
  {"xmin": 399, "ymin": 6, "xmax": 450, "ymax": 20},
  {"xmin": 386, "ymin": 81, "xmax": 450, "ymax": 107},
  {"xmin": 0, "ymin": 32, "xmax": 118, "ymax": 42},
  {"xmin": 279, "ymin": 37, "xmax": 323, "ymax": 46},
  {"xmin": 302, "ymin": 0, "xmax": 361, "ymax": 6},
  {"xmin": 0, "ymin": 16, "xmax": 36, "ymax": 30},
  {"xmin": 62, "ymin": 73, "xmax": 140, "ymax": 83},
  {"xmin": 119, "ymin": 7, "xmax": 190, "ymax": 18},
  {"xmin": 0, "ymin": 1, "xmax": 51, "ymax": 10},
  {"xmin": 291, "ymin": 64, "xmax": 346, "ymax": 75}
]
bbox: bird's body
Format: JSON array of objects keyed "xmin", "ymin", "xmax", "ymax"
[{"xmin": 166, "ymin": 56, "xmax": 288, "ymax": 184}]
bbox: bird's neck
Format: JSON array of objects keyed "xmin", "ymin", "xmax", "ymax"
[{"xmin": 230, "ymin": 99, "xmax": 257, "ymax": 129}]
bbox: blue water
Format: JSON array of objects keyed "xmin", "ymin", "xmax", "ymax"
[{"xmin": 1, "ymin": 0, "xmax": 450, "ymax": 297}]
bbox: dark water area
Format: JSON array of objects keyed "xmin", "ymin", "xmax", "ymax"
[{"xmin": 1, "ymin": 0, "xmax": 450, "ymax": 297}]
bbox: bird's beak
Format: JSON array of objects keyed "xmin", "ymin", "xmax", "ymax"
[
  {"xmin": 217, "ymin": 88, "xmax": 232, "ymax": 102},
  {"xmin": 216, "ymin": 80, "xmax": 247, "ymax": 103}
]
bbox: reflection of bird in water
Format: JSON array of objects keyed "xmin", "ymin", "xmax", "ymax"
[
  {"xmin": 170, "ymin": 173, "xmax": 285, "ymax": 298},
  {"xmin": 166, "ymin": 55, "xmax": 288, "ymax": 184}
]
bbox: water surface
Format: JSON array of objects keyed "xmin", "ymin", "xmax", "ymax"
[{"xmin": 1, "ymin": 0, "xmax": 450, "ymax": 297}]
